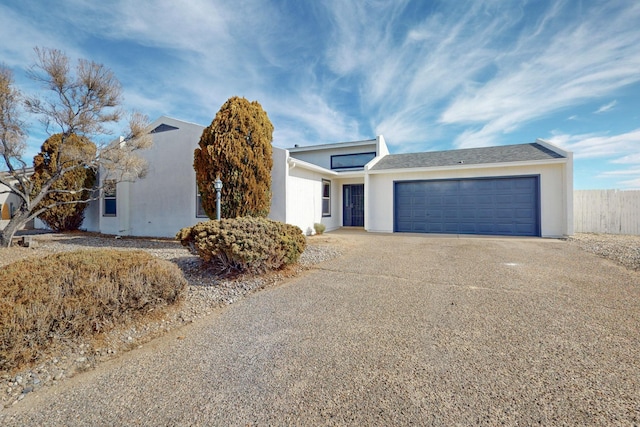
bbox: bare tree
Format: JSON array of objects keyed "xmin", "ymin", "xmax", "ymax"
[{"xmin": 0, "ymin": 48, "xmax": 151, "ymax": 247}]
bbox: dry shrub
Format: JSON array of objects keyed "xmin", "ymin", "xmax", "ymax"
[
  {"xmin": 0, "ymin": 250, "xmax": 187, "ymax": 371},
  {"xmin": 177, "ymin": 217, "xmax": 306, "ymax": 275}
]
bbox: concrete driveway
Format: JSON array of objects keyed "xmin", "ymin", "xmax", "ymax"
[{"xmin": 2, "ymin": 231, "xmax": 640, "ymax": 425}]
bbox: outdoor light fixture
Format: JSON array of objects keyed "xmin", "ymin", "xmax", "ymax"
[{"xmin": 214, "ymin": 177, "xmax": 223, "ymax": 220}]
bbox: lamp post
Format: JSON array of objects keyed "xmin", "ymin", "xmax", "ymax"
[{"xmin": 214, "ymin": 177, "xmax": 223, "ymax": 220}]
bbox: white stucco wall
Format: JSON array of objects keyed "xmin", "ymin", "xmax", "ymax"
[
  {"xmin": 127, "ymin": 119, "xmax": 205, "ymax": 237},
  {"xmin": 81, "ymin": 189, "xmax": 100, "ymax": 232},
  {"xmin": 269, "ymin": 147, "xmax": 288, "ymax": 224},
  {"xmin": 366, "ymin": 161, "xmax": 571, "ymax": 237},
  {"xmin": 82, "ymin": 117, "xmax": 207, "ymax": 237},
  {"xmin": 97, "ymin": 180, "xmax": 131, "ymax": 236},
  {"xmin": 284, "ymin": 165, "xmax": 345, "ymax": 234}
]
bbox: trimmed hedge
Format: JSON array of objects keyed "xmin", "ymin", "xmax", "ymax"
[
  {"xmin": 176, "ymin": 217, "xmax": 306, "ymax": 274},
  {"xmin": 0, "ymin": 250, "xmax": 187, "ymax": 371}
]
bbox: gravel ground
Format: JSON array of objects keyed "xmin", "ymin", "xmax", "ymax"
[
  {"xmin": 0, "ymin": 231, "xmax": 638, "ymax": 424},
  {"xmin": 0, "ymin": 232, "xmax": 342, "ymax": 408},
  {"xmin": 1, "ymin": 230, "xmax": 639, "ymax": 425},
  {"xmin": 568, "ymin": 233, "xmax": 640, "ymax": 271}
]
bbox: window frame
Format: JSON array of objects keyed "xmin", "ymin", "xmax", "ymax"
[
  {"xmin": 322, "ymin": 179, "xmax": 331, "ymax": 217},
  {"xmin": 103, "ymin": 179, "xmax": 117, "ymax": 217},
  {"xmin": 330, "ymin": 152, "xmax": 376, "ymax": 170}
]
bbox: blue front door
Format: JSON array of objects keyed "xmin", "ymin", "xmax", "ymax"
[{"xmin": 343, "ymin": 184, "xmax": 364, "ymax": 227}]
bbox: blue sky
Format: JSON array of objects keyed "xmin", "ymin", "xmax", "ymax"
[{"xmin": 1, "ymin": 0, "xmax": 639, "ymax": 189}]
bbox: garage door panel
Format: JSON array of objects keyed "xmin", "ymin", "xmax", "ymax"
[
  {"xmin": 426, "ymin": 209, "xmax": 443, "ymax": 220},
  {"xmin": 395, "ymin": 176, "xmax": 539, "ymax": 236},
  {"xmin": 462, "ymin": 180, "xmax": 491, "ymax": 191},
  {"xmin": 460, "ymin": 210, "xmax": 476, "ymax": 219},
  {"xmin": 476, "ymin": 195, "xmax": 494, "ymax": 205},
  {"xmin": 477, "ymin": 223, "xmax": 497, "ymax": 233},
  {"xmin": 458, "ymin": 223, "xmax": 479, "ymax": 233},
  {"xmin": 495, "ymin": 195, "xmax": 514, "ymax": 204},
  {"xmin": 513, "ymin": 194, "xmax": 533, "ymax": 203},
  {"xmin": 516, "ymin": 224, "xmax": 536, "ymax": 234},
  {"xmin": 515, "ymin": 179, "xmax": 535, "ymax": 189},
  {"xmin": 496, "ymin": 208, "xmax": 515, "ymax": 218},
  {"xmin": 495, "ymin": 224, "xmax": 516, "ymax": 234},
  {"xmin": 515, "ymin": 209, "xmax": 534, "ymax": 219},
  {"xmin": 443, "ymin": 195, "xmax": 458, "ymax": 205},
  {"xmin": 477, "ymin": 209, "xmax": 494, "ymax": 219},
  {"xmin": 459, "ymin": 195, "xmax": 476, "ymax": 204},
  {"xmin": 443, "ymin": 209, "xmax": 459, "ymax": 219},
  {"xmin": 426, "ymin": 223, "xmax": 443, "ymax": 232}
]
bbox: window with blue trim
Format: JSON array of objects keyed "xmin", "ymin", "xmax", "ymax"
[
  {"xmin": 330, "ymin": 152, "xmax": 376, "ymax": 170},
  {"xmin": 103, "ymin": 180, "xmax": 117, "ymax": 216},
  {"xmin": 322, "ymin": 179, "xmax": 331, "ymax": 217}
]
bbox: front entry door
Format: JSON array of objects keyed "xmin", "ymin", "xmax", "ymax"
[{"xmin": 343, "ymin": 184, "xmax": 364, "ymax": 227}]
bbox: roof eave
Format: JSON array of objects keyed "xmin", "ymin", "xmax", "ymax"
[
  {"xmin": 287, "ymin": 158, "xmax": 339, "ymax": 176},
  {"xmin": 288, "ymin": 139, "xmax": 377, "ymax": 153},
  {"xmin": 369, "ymin": 157, "xmax": 569, "ymax": 174}
]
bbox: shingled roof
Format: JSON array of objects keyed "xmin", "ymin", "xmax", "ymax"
[{"xmin": 370, "ymin": 142, "xmax": 564, "ymax": 171}]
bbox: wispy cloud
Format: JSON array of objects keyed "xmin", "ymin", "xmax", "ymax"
[
  {"xmin": 599, "ymin": 169, "xmax": 640, "ymax": 176},
  {"xmin": 315, "ymin": 1, "xmax": 640, "ymax": 153},
  {"xmin": 266, "ymin": 91, "xmax": 363, "ymax": 146},
  {"xmin": 611, "ymin": 153, "xmax": 640, "ymax": 164},
  {"xmin": 547, "ymin": 128, "xmax": 640, "ymax": 186},
  {"xmin": 546, "ymin": 129, "xmax": 640, "ymax": 160},
  {"xmin": 618, "ymin": 177, "xmax": 640, "ymax": 189},
  {"xmin": 594, "ymin": 100, "xmax": 617, "ymax": 114},
  {"xmin": 0, "ymin": 4, "xmax": 81, "ymax": 68},
  {"xmin": 2, "ymin": 0, "xmax": 640, "ymax": 175},
  {"xmin": 439, "ymin": 3, "xmax": 640, "ymax": 148}
]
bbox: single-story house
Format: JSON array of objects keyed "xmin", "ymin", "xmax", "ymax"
[{"xmin": 81, "ymin": 116, "xmax": 572, "ymax": 238}]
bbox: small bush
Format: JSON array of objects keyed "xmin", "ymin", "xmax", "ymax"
[
  {"xmin": 314, "ymin": 223, "xmax": 326, "ymax": 235},
  {"xmin": 177, "ymin": 217, "xmax": 306, "ymax": 274},
  {"xmin": 0, "ymin": 250, "xmax": 187, "ymax": 371}
]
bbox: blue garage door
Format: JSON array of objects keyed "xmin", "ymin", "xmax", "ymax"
[{"xmin": 394, "ymin": 176, "xmax": 540, "ymax": 236}]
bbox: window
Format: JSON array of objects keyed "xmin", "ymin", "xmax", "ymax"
[
  {"xmin": 322, "ymin": 179, "xmax": 331, "ymax": 217},
  {"xmin": 150, "ymin": 123, "xmax": 179, "ymax": 133},
  {"xmin": 330, "ymin": 152, "xmax": 376, "ymax": 170},
  {"xmin": 103, "ymin": 180, "xmax": 117, "ymax": 216},
  {"xmin": 196, "ymin": 183, "xmax": 207, "ymax": 218},
  {"xmin": 10, "ymin": 202, "xmax": 15, "ymax": 218}
]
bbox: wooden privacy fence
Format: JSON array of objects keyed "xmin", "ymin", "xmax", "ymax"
[{"xmin": 574, "ymin": 190, "xmax": 640, "ymax": 235}]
